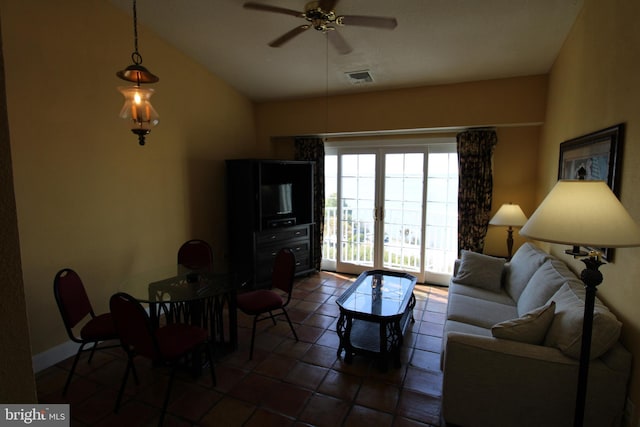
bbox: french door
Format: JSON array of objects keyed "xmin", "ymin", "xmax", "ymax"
[{"xmin": 323, "ymin": 141, "xmax": 458, "ymax": 285}]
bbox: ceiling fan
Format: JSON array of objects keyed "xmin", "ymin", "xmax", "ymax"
[{"xmin": 243, "ymin": 0, "xmax": 398, "ymax": 55}]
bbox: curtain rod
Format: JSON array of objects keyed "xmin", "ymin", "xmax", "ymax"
[{"xmin": 281, "ymin": 122, "xmax": 543, "ymax": 140}]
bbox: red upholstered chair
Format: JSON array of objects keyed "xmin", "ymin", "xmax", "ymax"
[
  {"xmin": 53, "ymin": 268, "xmax": 120, "ymax": 395},
  {"xmin": 177, "ymin": 239, "xmax": 213, "ymax": 273},
  {"xmin": 236, "ymin": 248, "xmax": 299, "ymax": 360},
  {"xmin": 110, "ymin": 292, "xmax": 216, "ymax": 425}
]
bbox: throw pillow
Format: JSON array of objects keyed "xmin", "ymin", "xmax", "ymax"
[
  {"xmin": 544, "ymin": 283, "xmax": 622, "ymax": 359},
  {"xmin": 452, "ymin": 250, "xmax": 506, "ymax": 293},
  {"xmin": 492, "ymin": 301, "xmax": 556, "ymax": 344}
]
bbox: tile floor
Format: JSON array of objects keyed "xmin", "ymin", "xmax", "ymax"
[{"xmin": 36, "ymin": 271, "xmax": 448, "ymax": 426}]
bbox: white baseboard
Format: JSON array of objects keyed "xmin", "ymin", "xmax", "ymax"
[{"xmin": 32, "ymin": 340, "xmax": 79, "ymax": 373}]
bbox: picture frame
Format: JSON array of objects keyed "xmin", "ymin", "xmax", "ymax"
[{"xmin": 558, "ymin": 123, "xmax": 625, "ymax": 261}]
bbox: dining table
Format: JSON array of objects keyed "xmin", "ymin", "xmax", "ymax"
[{"xmin": 118, "ymin": 266, "xmax": 247, "ymax": 354}]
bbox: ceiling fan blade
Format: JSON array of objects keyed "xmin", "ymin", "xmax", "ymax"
[
  {"xmin": 243, "ymin": 2, "xmax": 304, "ymax": 18},
  {"xmin": 269, "ymin": 25, "xmax": 310, "ymax": 47},
  {"xmin": 318, "ymin": 0, "xmax": 339, "ymax": 12},
  {"xmin": 339, "ymin": 15, "xmax": 398, "ymax": 29},
  {"xmin": 327, "ymin": 29, "xmax": 352, "ymax": 55}
]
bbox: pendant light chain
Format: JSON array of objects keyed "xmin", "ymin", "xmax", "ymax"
[{"xmin": 131, "ymin": 0, "xmax": 143, "ymax": 66}]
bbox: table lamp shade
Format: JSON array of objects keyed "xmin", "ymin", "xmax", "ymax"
[
  {"xmin": 519, "ymin": 180, "xmax": 640, "ymax": 248},
  {"xmin": 490, "ymin": 203, "xmax": 528, "ymax": 227}
]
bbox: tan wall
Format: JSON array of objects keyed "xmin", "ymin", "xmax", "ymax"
[
  {"xmin": 257, "ymin": 75, "xmax": 548, "ymax": 137},
  {"xmin": 256, "ymin": 76, "xmax": 546, "ymax": 258},
  {"xmin": 484, "ymin": 125, "xmax": 541, "ymax": 257},
  {"xmin": 0, "ymin": 0, "xmax": 257, "ymax": 355},
  {"xmin": 540, "ymin": 0, "xmax": 640, "ymax": 422},
  {"xmin": 0, "ymin": 13, "xmax": 37, "ymax": 402}
]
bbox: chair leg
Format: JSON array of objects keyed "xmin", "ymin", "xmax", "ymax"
[
  {"xmin": 249, "ymin": 316, "xmax": 258, "ymax": 360},
  {"xmin": 282, "ymin": 309, "xmax": 298, "ymax": 341},
  {"xmin": 88, "ymin": 342, "xmax": 98, "ymax": 363},
  {"xmin": 63, "ymin": 343, "xmax": 87, "ymax": 396},
  {"xmin": 204, "ymin": 343, "xmax": 216, "ymax": 386},
  {"xmin": 160, "ymin": 367, "xmax": 177, "ymax": 426},
  {"xmin": 114, "ymin": 357, "xmax": 133, "ymax": 413},
  {"xmin": 131, "ymin": 362, "xmax": 140, "ymax": 385}
]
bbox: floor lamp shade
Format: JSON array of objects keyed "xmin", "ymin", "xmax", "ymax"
[{"xmin": 519, "ymin": 180, "xmax": 640, "ymax": 247}]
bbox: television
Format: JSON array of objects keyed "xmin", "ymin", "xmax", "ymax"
[{"xmin": 261, "ymin": 183, "xmax": 293, "ymax": 217}]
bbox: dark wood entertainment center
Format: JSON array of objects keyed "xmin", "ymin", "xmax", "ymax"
[{"xmin": 225, "ymin": 159, "xmax": 315, "ymax": 288}]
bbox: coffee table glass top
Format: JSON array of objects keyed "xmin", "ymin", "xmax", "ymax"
[{"xmin": 336, "ymin": 270, "xmax": 416, "ymax": 317}]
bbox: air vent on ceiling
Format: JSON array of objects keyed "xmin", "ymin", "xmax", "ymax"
[{"xmin": 345, "ymin": 70, "xmax": 374, "ymax": 85}]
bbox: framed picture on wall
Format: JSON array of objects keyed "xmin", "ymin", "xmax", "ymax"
[{"xmin": 558, "ymin": 123, "xmax": 625, "ymax": 260}]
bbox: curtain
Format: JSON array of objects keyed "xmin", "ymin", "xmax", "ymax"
[
  {"xmin": 457, "ymin": 129, "xmax": 498, "ymax": 254},
  {"xmin": 294, "ymin": 137, "xmax": 325, "ymax": 271}
]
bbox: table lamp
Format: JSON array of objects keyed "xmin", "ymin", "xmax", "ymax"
[
  {"xmin": 519, "ymin": 179, "xmax": 640, "ymax": 427},
  {"xmin": 489, "ymin": 203, "xmax": 528, "ymax": 258}
]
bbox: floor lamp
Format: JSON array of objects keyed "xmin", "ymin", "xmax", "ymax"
[
  {"xmin": 489, "ymin": 203, "xmax": 528, "ymax": 259},
  {"xmin": 519, "ymin": 180, "xmax": 640, "ymax": 427}
]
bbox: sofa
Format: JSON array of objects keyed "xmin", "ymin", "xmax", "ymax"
[{"xmin": 441, "ymin": 242, "xmax": 631, "ymax": 427}]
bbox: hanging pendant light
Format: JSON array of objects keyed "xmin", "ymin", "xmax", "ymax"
[{"xmin": 117, "ymin": 0, "xmax": 159, "ymax": 146}]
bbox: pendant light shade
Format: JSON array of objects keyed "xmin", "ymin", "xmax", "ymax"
[
  {"xmin": 117, "ymin": 63, "xmax": 159, "ymax": 84},
  {"xmin": 117, "ymin": 86, "xmax": 159, "ymax": 146}
]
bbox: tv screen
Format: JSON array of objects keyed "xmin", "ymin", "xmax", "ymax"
[{"xmin": 261, "ymin": 183, "xmax": 293, "ymax": 216}]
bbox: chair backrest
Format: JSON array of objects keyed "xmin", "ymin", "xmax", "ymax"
[
  {"xmin": 177, "ymin": 239, "xmax": 213, "ymax": 272},
  {"xmin": 272, "ymin": 248, "xmax": 296, "ymax": 296},
  {"xmin": 54, "ymin": 268, "xmax": 95, "ymax": 333},
  {"xmin": 110, "ymin": 292, "xmax": 160, "ymax": 360}
]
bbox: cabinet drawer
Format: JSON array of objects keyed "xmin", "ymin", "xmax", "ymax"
[
  {"xmin": 256, "ymin": 226, "xmax": 309, "ymax": 244},
  {"xmin": 257, "ymin": 241, "xmax": 310, "ymax": 262}
]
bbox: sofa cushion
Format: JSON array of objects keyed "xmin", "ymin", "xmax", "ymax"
[
  {"xmin": 447, "ymin": 293, "xmax": 518, "ymax": 329},
  {"xmin": 445, "ymin": 319, "xmax": 493, "ymax": 338},
  {"xmin": 492, "ymin": 301, "xmax": 556, "ymax": 344},
  {"xmin": 451, "ymin": 250, "xmax": 506, "ymax": 292},
  {"xmin": 505, "ymin": 243, "xmax": 551, "ymax": 302},
  {"xmin": 544, "ymin": 283, "xmax": 622, "ymax": 359},
  {"xmin": 449, "ymin": 282, "xmax": 515, "ymax": 306},
  {"xmin": 517, "ymin": 259, "xmax": 580, "ymax": 316}
]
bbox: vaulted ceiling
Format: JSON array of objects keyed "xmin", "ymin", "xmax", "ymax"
[{"xmin": 109, "ymin": 0, "xmax": 583, "ymax": 102}]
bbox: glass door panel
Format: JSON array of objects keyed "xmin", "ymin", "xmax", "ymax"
[
  {"xmin": 321, "ymin": 154, "xmax": 338, "ymax": 271},
  {"xmin": 382, "ymin": 153, "xmax": 424, "ymax": 273},
  {"xmin": 424, "ymin": 152, "xmax": 459, "ymax": 285},
  {"xmin": 339, "ymin": 153, "xmax": 376, "ymax": 273}
]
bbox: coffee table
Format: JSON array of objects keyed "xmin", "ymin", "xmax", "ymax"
[{"xmin": 336, "ymin": 270, "xmax": 417, "ymax": 369}]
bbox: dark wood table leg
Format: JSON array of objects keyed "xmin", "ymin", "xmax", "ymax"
[
  {"xmin": 336, "ymin": 311, "xmax": 347, "ymax": 358},
  {"xmin": 228, "ymin": 290, "xmax": 238, "ymax": 351}
]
